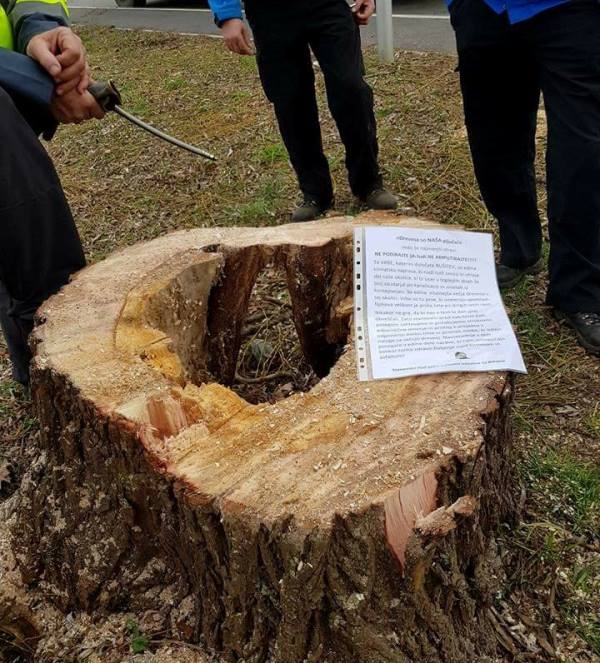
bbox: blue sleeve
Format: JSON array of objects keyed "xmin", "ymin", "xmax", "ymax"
[
  {"xmin": 0, "ymin": 47, "xmax": 54, "ymax": 106},
  {"xmin": 15, "ymin": 13, "xmax": 69, "ymax": 54},
  {"xmin": 207, "ymin": 0, "xmax": 242, "ymax": 23}
]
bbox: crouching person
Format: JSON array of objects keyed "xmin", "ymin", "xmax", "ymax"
[{"xmin": 0, "ymin": 0, "xmax": 104, "ymax": 387}]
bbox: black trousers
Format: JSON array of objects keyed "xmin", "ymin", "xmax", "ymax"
[
  {"xmin": 245, "ymin": 0, "xmax": 382, "ymax": 204},
  {"xmin": 0, "ymin": 86, "xmax": 85, "ymax": 384},
  {"xmin": 450, "ymin": 0, "xmax": 600, "ymax": 312}
]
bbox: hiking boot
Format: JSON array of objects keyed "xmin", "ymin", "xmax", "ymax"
[
  {"xmin": 496, "ymin": 258, "xmax": 544, "ymax": 290},
  {"xmin": 554, "ymin": 310, "xmax": 600, "ymax": 357},
  {"xmin": 291, "ymin": 198, "xmax": 332, "ymax": 223},
  {"xmin": 362, "ymin": 188, "xmax": 397, "ymax": 211}
]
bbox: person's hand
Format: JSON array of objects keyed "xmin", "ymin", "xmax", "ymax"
[
  {"xmin": 221, "ymin": 18, "xmax": 254, "ymax": 55},
  {"xmin": 26, "ymin": 27, "xmax": 90, "ymax": 96},
  {"xmin": 50, "ymin": 87, "xmax": 104, "ymax": 124},
  {"xmin": 352, "ymin": 0, "xmax": 375, "ymax": 25}
]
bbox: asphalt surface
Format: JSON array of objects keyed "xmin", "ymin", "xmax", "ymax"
[{"xmin": 70, "ymin": 0, "xmax": 456, "ymax": 54}]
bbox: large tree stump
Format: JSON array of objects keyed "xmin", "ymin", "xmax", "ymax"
[{"xmin": 13, "ymin": 214, "xmax": 519, "ymax": 662}]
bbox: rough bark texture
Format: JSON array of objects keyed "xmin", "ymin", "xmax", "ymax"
[{"xmin": 12, "ymin": 214, "xmax": 519, "ymax": 662}]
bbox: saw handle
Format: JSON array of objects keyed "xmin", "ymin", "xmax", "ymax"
[{"xmin": 88, "ymin": 81, "xmax": 122, "ymax": 112}]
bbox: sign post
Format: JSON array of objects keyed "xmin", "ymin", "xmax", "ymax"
[{"xmin": 377, "ymin": 0, "xmax": 394, "ymax": 62}]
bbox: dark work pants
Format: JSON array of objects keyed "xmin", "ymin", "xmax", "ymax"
[
  {"xmin": 245, "ymin": 0, "xmax": 382, "ymax": 204},
  {"xmin": 450, "ymin": 0, "xmax": 600, "ymax": 312},
  {"xmin": 0, "ymin": 86, "xmax": 85, "ymax": 384}
]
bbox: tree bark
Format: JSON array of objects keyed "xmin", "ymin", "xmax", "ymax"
[{"xmin": 13, "ymin": 214, "xmax": 520, "ymax": 662}]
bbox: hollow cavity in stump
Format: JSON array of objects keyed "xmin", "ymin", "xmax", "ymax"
[{"xmin": 232, "ymin": 266, "xmax": 326, "ymax": 404}]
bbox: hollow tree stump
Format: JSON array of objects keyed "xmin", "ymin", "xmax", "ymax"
[{"xmin": 13, "ymin": 214, "xmax": 519, "ymax": 662}]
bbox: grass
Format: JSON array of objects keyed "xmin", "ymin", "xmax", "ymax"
[
  {"xmin": 0, "ymin": 26, "xmax": 598, "ymax": 661},
  {"xmin": 585, "ymin": 406, "xmax": 600, "ymax": 437},
  {"xmin": 165, "ymin": 75, "xmax": 187, "ymax": 91},
  {"xmin": 255, "ymin": 142, "xmax": 288, "ymax": 165},
  {"xmin": 0, "ymin": 379, "xmax": 35, "ymax": 440},
  {"xmin": 227, "ymin": 179, "xmax": 285, "ymax": 224},
  {"xmin": 525, "ymin": 451, "xmax": 600, "ymax": 536},
  {"xmin": 500, "ymin": 271, "xmax": 599, "ymax": 657}
]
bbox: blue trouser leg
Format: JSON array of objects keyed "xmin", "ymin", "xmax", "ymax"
[{"xmin": 0, "ymin": 86, "xmax": 85, "ymax": 385}]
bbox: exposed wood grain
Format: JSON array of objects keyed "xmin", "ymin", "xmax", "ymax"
[{"xmin": 14, "ymin": 214, "xmax": 519, "ymax": 662}]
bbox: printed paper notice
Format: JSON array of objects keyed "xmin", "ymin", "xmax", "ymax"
[{"xmin": 354, "ymin": 225, "xmax": 526, "ymax": 381}]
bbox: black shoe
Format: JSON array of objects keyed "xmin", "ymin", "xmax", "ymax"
[
  {"xmin": 554, "ymin": 310, "xmax": 600, "ymax": 357},
  {"xmin": 362, "ymin": 187, "xmax": 398, "ymax": 211},
  {"xmin": 496, "ymin": 258, "xmax": 544, "ymax": 290},
  {"xmin": 291, "ymin": 198, "xmax": 332, "ymax": 223}
]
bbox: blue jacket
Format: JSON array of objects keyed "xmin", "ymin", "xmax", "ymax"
[
  {"xmin": 479, "ymin": 0, "xmax": 571, "ymax": 22},
  {"xmin": 209, "ymin": 0, "xmax": 585, "ymax": 25},
  {"xmin": 207, "ymin": 0, "xmax": 242, "ymax": 24},
  {"xmin": 448, "ymin": 0, "xmax": 579, "ymax": 22}
]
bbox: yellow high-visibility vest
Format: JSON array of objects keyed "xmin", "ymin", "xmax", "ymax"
[
  {"xmin": 0, "ymin": 7, "xmax": 13, "ymax": 49},
  {"xmin": 0, "ymin": 0, "xmax": 70, "ymax": 52}
]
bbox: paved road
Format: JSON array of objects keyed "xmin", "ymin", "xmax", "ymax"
[{"xmin": 70, "ymin": 0, "xmax": 456, "ymax": 54}]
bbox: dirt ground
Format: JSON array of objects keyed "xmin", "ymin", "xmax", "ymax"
[{"xmin": 0, "ymin": 28, "xmax": 598, "ymax": 662}]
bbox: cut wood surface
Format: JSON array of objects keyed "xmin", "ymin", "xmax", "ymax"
[{"xmin": 14, "ymin": 213, "xmax": 519, "ymax": 662}]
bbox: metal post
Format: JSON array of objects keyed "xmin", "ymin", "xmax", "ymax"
[{"xmin": 377, "ymin": 0, "xmax": 394, "ymax": 62}]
